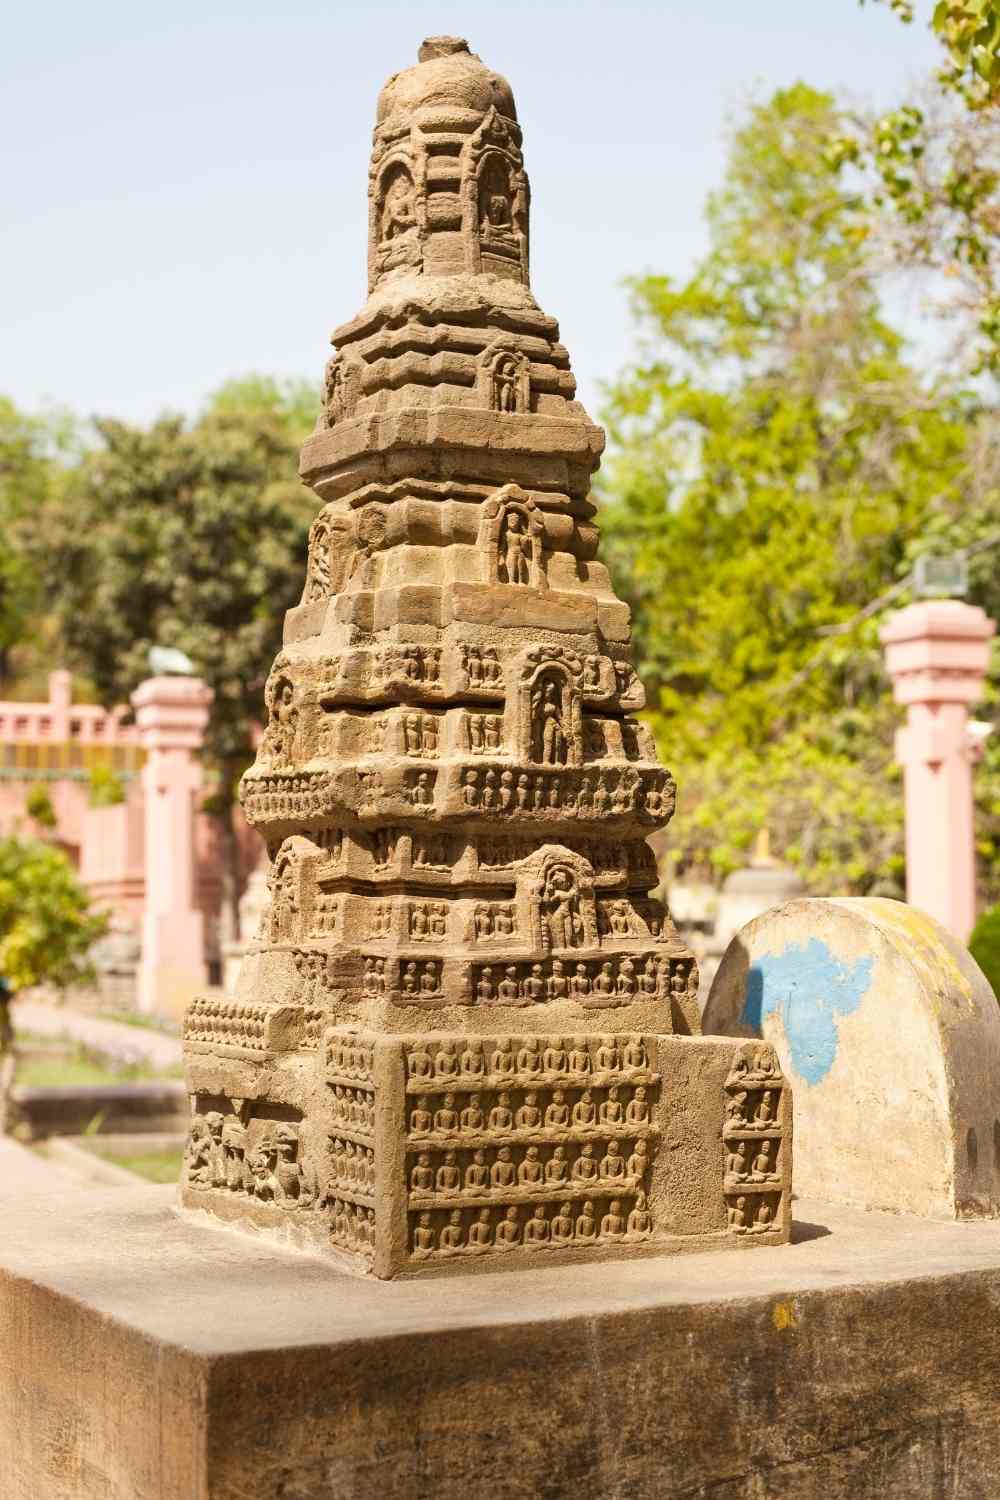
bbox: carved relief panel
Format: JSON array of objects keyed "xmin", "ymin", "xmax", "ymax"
[
  {"xmin": 403, "ymin": 1031, "xmax": 659, "ymax": 1262},
  {"xmin": 723, "ymin": 1047, "xmax": 788, "ymax": 1238},
  {"xmin": 303, "ymin": 502, "xmax": 387, "ymax": 604},
  {"xmin": 184, "ymin": 1097, "xmax": 314, "ymax": 1209}
]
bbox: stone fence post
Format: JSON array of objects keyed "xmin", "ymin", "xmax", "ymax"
[
  {"xmin": 880, "ymin": 600, "xmax": 995, "ymax": 942},
  {"xmin": 132, "ymin": 675, "xmax": 213, "ymax": 1015}
]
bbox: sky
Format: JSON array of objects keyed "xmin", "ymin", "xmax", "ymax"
[{"xmin": 2, "ymin": 1, "xmax": 942, "ymax": 427}]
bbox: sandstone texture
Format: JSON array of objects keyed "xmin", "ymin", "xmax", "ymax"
[
  {"xmin": 180, "ymin": 37, "xmax": 792, "ymax": 1274},
  {"xmin": 5, "ymin": 1182, "xmax": 1000, "ymax": 1498},
  {"xmin": 704, "ymin": 896, "xmax": 1000, "ymax": 1218}
]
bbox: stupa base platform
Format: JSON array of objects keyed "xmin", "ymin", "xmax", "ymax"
[{"xmin": 3, "ymin": 1184, "xmax": 1000, "ymax": 1499}]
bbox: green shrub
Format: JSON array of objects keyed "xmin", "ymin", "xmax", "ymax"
[
  {"xmin": 87, "ymin": 764, "xmax": 125, "ymax": 807},
  {"xmin": 24, "ymin": 784, "xmax": 56, "ymax": 828},
  {"xmin": 969, "ymin": 906, "xmax": 1000, "ymax": 1000},
  {"xmin": 0, "ymin": 836, "xmax": 107, "ymax": 990}
]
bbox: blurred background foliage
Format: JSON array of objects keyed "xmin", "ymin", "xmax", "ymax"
[
  {"xmin": 598, "ymin": 58, "xmax": 1000, "ymax": 899},
  {"xmin": 1, "ymin": 1, "xmax": 1000, "ymax": 917}
]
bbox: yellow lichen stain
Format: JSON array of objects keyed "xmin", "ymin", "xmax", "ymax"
[
  {"xmin": 868, "ymin": 900, "xmax": 973, "ymax": 1010},
  {"xmin": 772, "ymin": 1300, "xmax": 798, "ymax": 1332}
]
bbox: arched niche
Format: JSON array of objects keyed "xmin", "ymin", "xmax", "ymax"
[
  {"xmin": 477, "ymin": 484, "xmax": 546, "ymax": 590},
  {"xmin": 513, "ymin": 645, "xmax": 583, "ymax": 767},
  {"xmin": 266, "ymin": 834, "xmax": 325, "ymax": 945},
  {"xmin": 302, "ymin": 506, "xmax": 357, "ymax": 604},
  {"xmin": 367, "ymin": 145, "xmax": 426, "ymax": 290},
  {"xmin": 478, "ymin": 152, "xmax": 514, "ymax": 237},
  {"xmin": 517, "ymin": 844, "xmax": 599, "ymax": 954},
  {"xmin": 459, "ymin": 108, "xmax": 529, "ymax": 281},
  {"xmin": 319, "ymin": 355, "xmax": 363, "ymax": 431},
  {"xmin": 262, "ymin": 659, "xmax": 299, "ymax": 767},
  {"xmin": 476, "ymin": 340, "xmax": 531, "ymax": 413}
]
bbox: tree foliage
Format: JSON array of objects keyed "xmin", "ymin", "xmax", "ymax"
[
  {"xmin": 847, "ymin": 2, "xmax": 1000, "ymax": 375},
  {"xmin": 599, "ymin": 84, "xmax": 1000, "ymax": 895},
  {"xmin": 0, "ymin": 399, "xmax": 69, "ymax": 668},
  {"xmin": 0, "ymin": 836, "xmax": 107, "ymax": 991},
  {"xmin": 865, "ymin": 0, "xmax": 1000, "ymax": 104},
  {"xmin": 36, "ymin": 378, "xmax": 318, "ymax": 924}
]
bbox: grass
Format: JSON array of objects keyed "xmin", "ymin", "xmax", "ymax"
[
  {"xmin": 15, "ymin": 1052, "xmax": 132, "ymax": 1088},
  {"xmin": 108, "ymin": 1149, "xmax": 184, "ymax": 1184},
  {"xmin": 13, "ymin": 1035, "xmax": 183, "ymax": 1088},
  {"xmin": 101, "ymin": 1010, "xmax": 182, "ymax": 1037}
]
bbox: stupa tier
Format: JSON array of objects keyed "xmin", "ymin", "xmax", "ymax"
[{"xmin": 181, "ymin": 37, "xmax": 791, "ymax": 1277}]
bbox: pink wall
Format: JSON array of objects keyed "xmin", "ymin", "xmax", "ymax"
[{"xmin": 0, "ymin": 670, "xmax": 258, "ymax": 984}]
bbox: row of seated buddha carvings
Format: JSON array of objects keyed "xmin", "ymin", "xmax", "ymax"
[{"xmin": 179, "ymin": 37, "xmax": 792, "ymax": 1278}]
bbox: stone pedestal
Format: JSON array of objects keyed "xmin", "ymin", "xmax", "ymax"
[
  {"xmin": 4, "ymin": 1182, "xmax": 1000, "ymax": 1498},
  {"xmin": 880, "ymin": 600, "xmax": 995, "ymax": 942},
  {"xmin": 132, "ymin": 675, "xmax": 212, "ymax": 1017}
]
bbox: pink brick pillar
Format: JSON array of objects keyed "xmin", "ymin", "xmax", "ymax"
[
  {"xmin": 881, "ymin": 601, "xmax": 995, "ymax": 943},
  {"xmin": 132, "ymin": 676, "xmax": 213, "ymax": 1016}
]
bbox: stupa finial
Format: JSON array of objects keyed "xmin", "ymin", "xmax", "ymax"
[{"xmin": 418, "ymin": 36, "xmax": 471, "ymax": 61}]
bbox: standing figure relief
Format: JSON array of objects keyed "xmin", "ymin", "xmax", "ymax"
[
  {"xmin": 500, "ymin": 510, "xmax": 531, "ymax": 585},
  {"xmin": 379, "ymin": 163, "xmax": 417, "ymax": 242},
  {"xmin": 531, "ymin": 675, "xmax": 568, "ymax": 766}
]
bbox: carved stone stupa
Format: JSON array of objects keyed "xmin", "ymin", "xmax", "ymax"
[{"xmin": 180, "ymin": 37, "xmax": 791, "ymax": 1275}]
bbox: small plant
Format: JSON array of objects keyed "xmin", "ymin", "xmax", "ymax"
[
  {"xmin": 0, "ymin": 836, "xmax": 107, "ymax": 991},
  {"xmin": 970, "ymin": 905, "xmax": 1000, "ymax": 999},
  {"xmin": 24, "ymin": 784, "xmax": 57, "ymax": 829},
  {"xmin": 87, "ymin": 764, "xmax": 125, "ymax": 807}
]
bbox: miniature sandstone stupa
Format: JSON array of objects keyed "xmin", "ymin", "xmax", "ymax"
[{"xmin": 181, "ymin": 37, "xmax": 791, "ymax": 1276}]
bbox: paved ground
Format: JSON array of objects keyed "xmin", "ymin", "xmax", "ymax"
[
  {"xmin": 0, "ymin": 1137, "xmax": 83, "ymax": 1192},
  {"xmin": 12, "ymin": 997, "xmax": 183, "ymax": 1072}
]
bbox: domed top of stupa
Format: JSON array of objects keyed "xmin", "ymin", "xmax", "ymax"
[{"xmin": 376, "ymin": 37, "xmax": 517, "ymax": 126}]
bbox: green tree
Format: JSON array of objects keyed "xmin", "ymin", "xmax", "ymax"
[
  {"xmin": 207, "ymin": 374, "xmax": 318, "ymax": 439},
  {"xmin": 0, "ymin": 399, "xmax": 68, "ymax": 678},
  {"xmin": 846, "ymin": 3, "xmax": 1000, "ymax": 375},
  {"xmin": 38, "ymin": 379, "xmax": 318, "ymax": 932},
  {"xmin": 864, "ymin": 0, "xmax": 1000, "ymax": 105},
  {"xmin": 0, "ymin": 836, "xmax": 107, "ymax": 991},
  {"xmin": 600, "ymin": 84, "xmax": 992, "ymax": 893}
]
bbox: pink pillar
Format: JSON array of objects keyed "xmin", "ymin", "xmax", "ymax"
[
  {"xmin": 132, "ymin": 675, "xmax": 213, "ymax": 1016},
  {"xmin": 47, "ymin": 669, "xmax": 73, "ymax": 740},
  {"xmin": 881, "ymin": 601, "xmax": 995, "ymax": 943}
]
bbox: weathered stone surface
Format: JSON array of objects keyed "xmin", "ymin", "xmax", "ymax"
[
  {"xmin": 5, "ymin": 1182, "xmax": 1000, "ymax": 1498},
  {"xmin": 704, "ymin": 896, "xmax": 1000, "ymax": 1218},
  {"xmin": 180, "ymin": 37, "xmax": 792, "ymax": 1274}
]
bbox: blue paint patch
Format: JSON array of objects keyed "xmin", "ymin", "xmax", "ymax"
[{"xmin": 741, "ymin": 938, "xmax": 874, "ymax": 1086}]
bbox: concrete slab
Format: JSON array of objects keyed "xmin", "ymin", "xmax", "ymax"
[{"xmin": 3, "ymin": 1183, "xmax": 1000, "ymax": 1497}]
